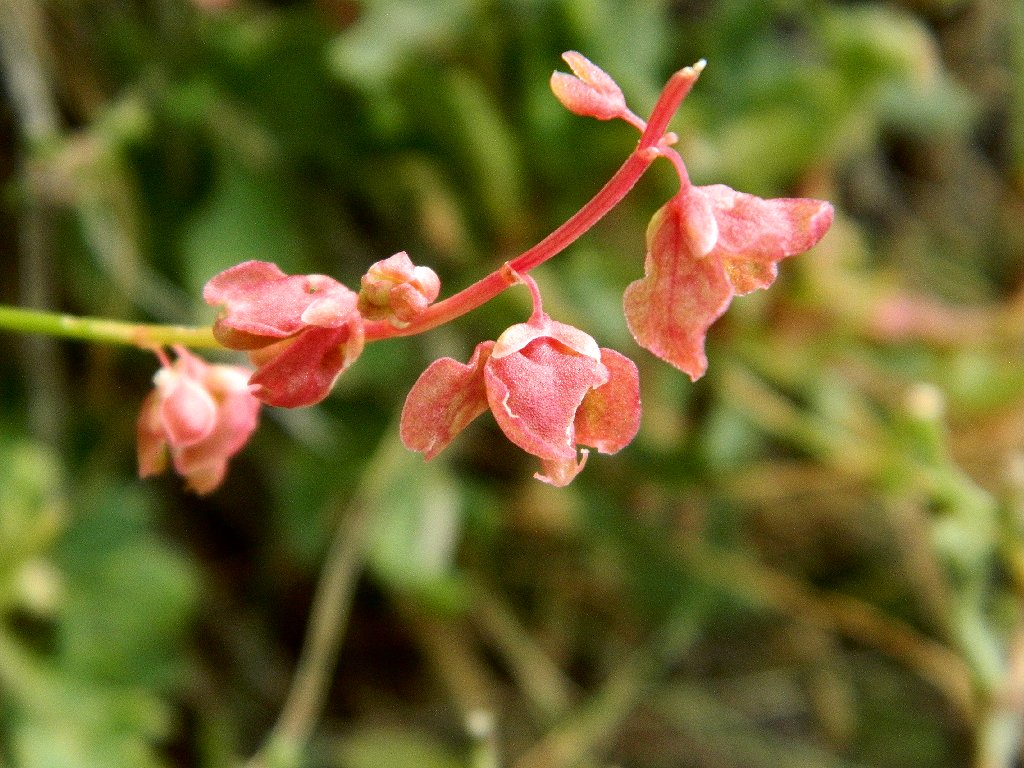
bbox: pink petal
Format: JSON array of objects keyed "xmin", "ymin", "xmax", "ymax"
[
  {"xmin": 204, "ymin": 261, "xmax": 357, "ymax": 343},
  {"xmin": 172, "ymin": 451, "xmax": 229, "ymax": 496},
  {"xmin": 137, "ymin": 390, "xmax": 168, "ymax": 478},
  {"xmin": 484, "ymin": 337, "xmax": 606, "ymax": 461},
  {"xmin": 204, "ymin": 367, "xmax": 263, "ymax": 457},
  {"xmin": 721, "ymin": 259, "xmax": 779, "ymax": 295},
  {"xmin": 700, "ymin": 185, "xmax": 834, "ymax": 265},
  {"xmin": 492, "ymin": 317, "xmax": 602, "ymax": 361},
  {"xmin": 624, "ymin": 196, "xmax": 735, "ymax": 381},
  {"xmin": 160, "ymin": 375, "xmax": 218, "ymax": 447},
  {"xmin": 400, "ymin": 341, "xmax": 495, "ymax": 460},
  {"xmin": 248, "ymin": 322, "xmax": 363, "ymax": 408},
  {"xmin": 681, "ymin": 186, "xmax": 719, "ymax": 258},
  {"xmin": 575, "ymin": 349, "xmax": 641, "ymax": 454}
]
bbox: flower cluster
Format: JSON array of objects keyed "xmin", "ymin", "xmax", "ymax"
[{"xmin": 138, "ymin": 52, "xmax": 834, "ymax": 494}]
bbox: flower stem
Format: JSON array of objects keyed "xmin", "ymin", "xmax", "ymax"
[
  {"xmin": 0, "ymin": 304, "xmax": 219, "ymax": 349},
  {"xmin": 362, "ymin": 146, "xmax": 659, "ymax": 342},
  {"xmin": 362, "ymin": 60, "xmax": 706, "ymax": 344}
]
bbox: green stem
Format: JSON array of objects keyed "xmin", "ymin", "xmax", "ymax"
[{"xmin": 0, "ymin": 304, "xmax": 219, "ymax": 349}]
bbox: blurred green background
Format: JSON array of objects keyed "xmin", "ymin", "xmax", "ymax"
[{"xmin": 2, "ymin": 0, "xmax": 1024, "ymax": 766}]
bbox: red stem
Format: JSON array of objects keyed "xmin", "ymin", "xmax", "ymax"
[{"xmin": 362, "ymin": 61, "xmax": 704, "ymax": 343}]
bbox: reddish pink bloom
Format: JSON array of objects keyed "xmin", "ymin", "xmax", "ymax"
[
  {"xmin": 401, "ymin": 313, "xmax": 640, "ymax": 487},
  {"xmin": 203, "ymin": 261, "xmax": 364, "ymax": 407},
  {"xmin": 624, "ymin": 185, "xmax": 834, "ymax": 380},
  {"xmin": 137, "ymin": 347, "xmax": 260, "ymax": 495},
  {"xmin": 358, "ymin": 251, "xmax": 441, "ymax": 328}
]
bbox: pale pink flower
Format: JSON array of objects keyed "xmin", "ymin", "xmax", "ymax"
[{"xmin": 137, "ymin": 347, "xmax": 261, "ymax": 494}]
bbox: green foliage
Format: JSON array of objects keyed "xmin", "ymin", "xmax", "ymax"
[{"xmin": 2, "ymin": 1, "xmax": 1024, "ymax": 767}]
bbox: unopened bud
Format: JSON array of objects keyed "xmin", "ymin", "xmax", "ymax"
[
  {"xmin": 358, "ymin": 251, "xmax": 441, "ymax": 327},
  {"xmin": 550, "ymin": 51, "xmax": 627, "ymax": 121}
]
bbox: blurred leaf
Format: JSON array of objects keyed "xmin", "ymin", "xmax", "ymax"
[
  {"xmin": 12, "ymin": 677, "xmax": 170, "ymax": 768},
  {"xmin": 335, "ymin": 727, "xmax": 465, "ymax": 768},
  {"xmin": 328, "ymin": 0, "xmax": 476, "ymax": 89},
  {"xmin": 365, "ymin": 447, "xmax": 465, "ymax": 609},
  {"xmin": 0, "ymin": 437, "xmax": 65, "ymax": 606},
  {"xmin": 180, "ymin": 157, "xmax": 307, "ymax": 299},
  {"xmin": 54, "ymin": 485, "xmax": 200, "ymax": 690}
]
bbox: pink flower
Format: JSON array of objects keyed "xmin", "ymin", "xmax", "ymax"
[
  {"xmin": 137, "ymin": 347, "xmax": 261, "ymax": 495},
  {"xmin": 203, "ymin": 261, "xmax": 364, "ymax": 407},
  {"xmin": 624, "ymin": 185, "xmax": 834, "ymax": 380},
  {"xmin": 357, "ymin": 251, "xmax": 441, "ymax": 328},
  {"xmin": 401, "ymin": 313, "xmax": 640, "ymax": 487}
]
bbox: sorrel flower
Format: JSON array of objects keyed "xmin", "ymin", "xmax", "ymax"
[
  {"xmin": 401, "ymin": 278, "xmax": 640, "ymax": 486},
  {"xmin": 137, "ymin": 346, "xmax": 261, "ymax": 494},
  {"xmin": 624, "ymin": 184, "xmax": 834, "ymax": 380},
  {"xmin": 357, "ymin": 251, "xmax": 441, "ymax": 328},
  {"xmin": 141, "ymin": 50, "xmax": 833, "ymax": 494},
  {"xmin": 203, "ymin": 261, "xmax": 364, "ymax": 408}
]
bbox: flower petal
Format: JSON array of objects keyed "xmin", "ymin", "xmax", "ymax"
[
  {"xmin": 575, "ymin": 348, "xmax": 641, "ymax": 454},
  {"xmin": 700, "ymin": 184, "xmax": 834, "ymax": 265},
  {"xmin": 485, "ymin": 337, "xmax": 605, "ymax": 461},
  {"xmin": 159, "ymin": 374, "xmax": 218, "ymax": 447},
  {"xmin": 400, "ymin": 341, "xmax": 495, "ymax": 460},
  {"xmin": 624, "ymin": 196, "xmax": 734, "ymax": 381},
  {"xmin": 137, "ymin": 390, "xmax": 168, "ymax": 478},
  {"xmin": 248, "ymin": 322, "xmax": 362, "ymax": 408},
  {"xmin": 550, "ymin": 51, "xmax": 627, "ymax": 121},
  {"xmin": 204, "ymin": 260, "xmax": 357, "ymax": 344},
  {"xmin": 492, "ymin": 317, "xmax": 601, "ymax": 361},
  {"xmin": 535, "ymin": 451, "xmax": 589, "ymax": 488}
]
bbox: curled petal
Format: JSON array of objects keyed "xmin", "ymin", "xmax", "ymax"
[
  {"xmin": 624, "ymin": 197, "xmax": 733, "ymax": 380},
  {"xmin": 492, "ymin": 317, "xmax": 601, "ymax": 361},
  {"xmin": 204, "ymin": 260, "xmax": 358, "ymax": 345},
  {"xmin": 173, "ymin": 451, "xmax": 230, "ymax": 496},
  {"xmin": 536, "ymin": 451, "xmax": 589, "ymax": 488},
  {"xmin": 699, "ymin": 185, "xmax": 835, "ymax": 265},
  {"xmin": 159, "ymin": 373, "xmax": 218, "ymax": 447},
  {"xmin": 681, "ymin": 185, "xmax": 719, "ymax": 258},
  {"xmin": 575, "ymin": 349, "xmax": 641, "ymax": 454},
  {"xmin": 401, "ymin": 341, "xmax": 495, "ymax": 460},
  {"xmin": 137, "ymin": 391, "xmax": 169, "ymax": 478},
  {"xmin": 248, "ymin": 320, "xmax": 364, "ymax": 408}
]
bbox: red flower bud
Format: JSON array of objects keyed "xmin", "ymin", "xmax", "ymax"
[{"xmin": 550, "ymin": 51, "xmax": 628, "ymax": 122}]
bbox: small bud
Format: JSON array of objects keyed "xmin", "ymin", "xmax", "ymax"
[
  {"xmin": 550, "ymin": 51, "xmax": 627, "ymax": 121},
  {"xmin": 358, "ymin": 251, "xmax": 441, "ymax": 328}
]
